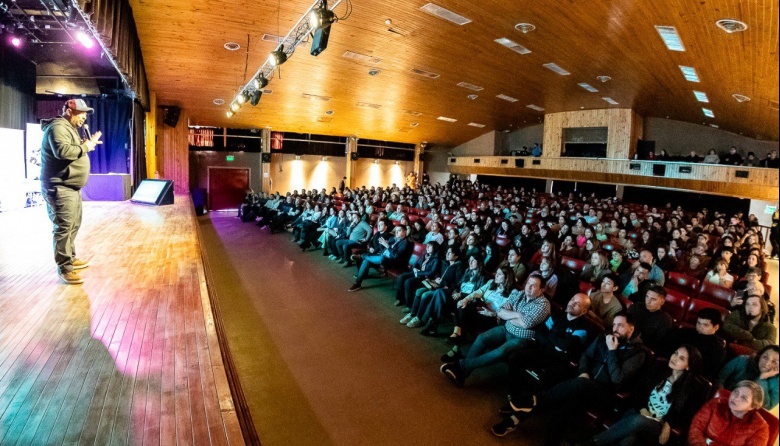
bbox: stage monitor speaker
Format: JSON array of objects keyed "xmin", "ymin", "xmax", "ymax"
[
  {"xmin": 735, "ymin": 170, "xmax": 749, "ymax": 178},
  {"xmin": 163, "ymin": 106, "xmax": 181, "ymax": 127},
  {"xmin": 500, "ymin": 159, "xmax": 508, "ymax": 165},
  {"xmin": 514, "ymin": 159, "xmax": 525, "ymax": 168},
  {"xmin": 350, "ymin": 152, "xmax": 359, "ymax": 161},
  {"xmin": 652, "ymin": 164, "xmax": 666, "ymax": 176},
  {"xmin": 310, "ymin": 26, "xmax": 331, "ymax": 56},
  {"xmin": 261, "ymin": 152, "xmax": 272, "ymax": 163},
  {"xmin": 131, "ymin": 179, "xmax": 174, "ymax": 205}
]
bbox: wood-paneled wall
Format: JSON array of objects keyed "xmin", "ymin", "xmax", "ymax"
[
  {"xmin": 543, "ymin": 109, "xmax": 643, "ymax": 159},
  {"xmin": 156, "ymin": 107, "xmax": 189, "ymax": 194},
  {"xmin": 448, "ymin": 156, "xmax": 779, "ymax": 201}
]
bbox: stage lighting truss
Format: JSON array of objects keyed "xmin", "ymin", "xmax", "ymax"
[{"xmin": 226, "ymin": 0, "xmax": 349, "ymax": 117}]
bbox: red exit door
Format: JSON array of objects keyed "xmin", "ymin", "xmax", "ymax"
[{"xmin": 207, "ymin": 167, "xmax": 250, "ymax": 211}]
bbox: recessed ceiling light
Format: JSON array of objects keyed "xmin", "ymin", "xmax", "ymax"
[
  {"xmin": 515, "ymin": 23, "xmax": 536, "ymax": 33},
  {"xmin": 410, "ymin": 122, "xmax": 419, "ymax": 127},
  {"xmin": 543, "ymin": 63, "xmax": 570, "ymax": 75},
  {"xmin": 497, "ymin": 94, "xmax": 519, "ymax": 102},
  {"xmin": 732, "ymin": 94, "xmax": 751, "ymax": 103},
  {"xmin": 468, "ymin": 122, "xmax": 485, "ymax": 128},
  {"xmin": 694, "ymin": 91, "xmax": 709, "ymax": 103},
  {"xmin": 437, "ymin": 116, "xmax": 457, "ymax": 122},
  {"xmin": 467, "ymin": 94, "xmax": 478, "ymax": 100},
  {"xmin": 655, "ymin": 25, "xmax": 685, "ymax": 51},
  {"xmin": 368, "ymin": 68, "xmax": 381, "ymax": 76},
  {"xmin": 495, "ymin": 38, "xmax": 531, "ymax": 55},
  {"xmin": 578, "ymin": 83, "xmax": 598, "ymax": 93},
  {"xmin": 325, "ymin": 110, "xmax": 334, "ymax": 115},
  {"xmin": 419, "ymin": 3, "xmax": 472, "ymax": 25},
  {"xmin": 679, "ymin": 66, "xmax": 700, "ymax": 82},
  {"xmin": 596, "ymin": 75, "xmax": 611, "ymax": 83},
  {"xmin": 213, "ymin": 98, "xmax": 225, "ymax": 105},
  {"xmin": 224, "ymin": 42, "xmax": 241, "ymax": 51},
  {"xmin": 526, "ymin": 104, "xmax": 545, "ymax": 112},
  {"xmin": 702, "ymin": 108, "xmax": 715, "ymax": 118},
  {"xmin": 716, "ymin": 19, "xmax": 748, "ymax": 33},
  {"xmin": 602, "ymin": 97, "xmax": 619, "ymax": 105}
]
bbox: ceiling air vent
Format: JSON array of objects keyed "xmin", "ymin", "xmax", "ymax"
[
  {"xmin": 342, "ymin": 51, "xmax": 382, "ymax": 65},
  {"xmin": 317, "ymin": 117, "xmax": 333, "ymax": 123},
  {"xmin": 357, "ymin": 102, "xmax": 382, "ymax": 109},
  {"xmin": 495, "ymin": 38, "xmax": 531, "ymax": 55},
  {"xmin": 404, "ymin": 109, "xmax": 423, "ymax": 117},
  {"xmin": 655, "ymin": 26, "xmax": 686, "ymax": 51},
  {"xmin": 261, "ymin": 34, "xmax": 282, "ymax": 43},
  {"xmin": 302, "ymin": 93, "xmax": 331, "ymax": 101},
  {"xmin": 419, "ymin": 3, "xmax": 472, "ymax": 25},
  {"xmin": 543, "ymin": 63, "xmax": 570, "ymax": 75},
  {"xmin": 437, "ymin": 116, "xmax": 457, "ymax": 122},
  {"xmin": 578, "ymin": 83, "xmax": 598, "ymax": 93},
  {"xmin": 468, "ymin": 122, "xmax": 485, "ymax": 128},
  {"xmin": 526, "ymin": 104, "xmax": 545, "ymax": 112},
  {"xmin": 410, "ymin": 68, "xmax": 440, "ymax": 79},
  {"xmin": 497, "ymin": 94, "xmax": 519, "ymax": 103},
  {"xmin": 398, "ymin": 128, "xmax": 413, "ymax": 133},
  {"xmin": 716, "ymin": 19, "xmax": 748, "ymax": 33},
  {"xmin": 602, "ymin": 97, "xmax": 619, "ymax": 105},
  {"xmin": 457, "ymin": 82, "xmax": 484, "ymax": 91}
]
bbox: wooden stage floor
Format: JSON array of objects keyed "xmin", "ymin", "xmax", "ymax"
[{"xmin": 0, "ymin": 197, "xmax": 244, "ymax": 445}]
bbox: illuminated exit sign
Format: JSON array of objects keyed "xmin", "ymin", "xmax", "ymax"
[{"xmin": 226, "ymin": 155, "xmax": 235, "ymax": 162}]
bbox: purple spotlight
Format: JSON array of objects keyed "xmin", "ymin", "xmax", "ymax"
[
  {"xmin": 76, "ymin": 31, "xmax": 94, "ymax": 48},
  {"xmin": 11, "ymin": 36, "xmax": 22, "ymax": 47}
]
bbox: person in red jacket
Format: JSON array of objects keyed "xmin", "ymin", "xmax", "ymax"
[{"xmin": 688, "ymin": 380, "xmax": 769, "ymax": 446}]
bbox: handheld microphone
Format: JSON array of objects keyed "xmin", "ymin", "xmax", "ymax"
[{"xmin": 83, "ymin": 123, "xmax": 93, "ymax": 140}]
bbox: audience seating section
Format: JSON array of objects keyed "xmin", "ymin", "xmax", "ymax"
[{"xmin": 697, "ymin": 282, "xmax": 736, "ymax": 309}]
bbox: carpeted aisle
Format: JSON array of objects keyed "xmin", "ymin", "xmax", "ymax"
[{"xmin": 198, "ymin": 212, "xmax": 550, "ymax": 446}]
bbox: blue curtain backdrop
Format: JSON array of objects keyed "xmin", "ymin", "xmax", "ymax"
[{"xmin": 36, "ymin": 97, "xmax": 132, "ymax": 174}]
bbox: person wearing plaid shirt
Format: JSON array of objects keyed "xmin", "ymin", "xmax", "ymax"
[{"xmin": 440, "ymin": 274, "xmax": 551, "ymax": 387}]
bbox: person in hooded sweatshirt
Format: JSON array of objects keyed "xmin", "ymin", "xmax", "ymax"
[{"xmin": 40, "ymin": 99, "xmax": 103, "ymax": 284}]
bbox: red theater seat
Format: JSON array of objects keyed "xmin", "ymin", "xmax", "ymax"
[
  {"xmin": 697, "ymin": 282, "xmax": 736, "ymax": 309},
  {"xmin": 560, "ymin": 256, "xmax": 586, "ymax": 277},
  {"xmin": 386, "ymin": 242, "xmax": 425, "ymax": 279},
  {"xmin": 684, "ymin": 299, "xmax": 730, "ymax": 326},
  {"xmin": 663, "ymin": 289, "xmax": 691, "ymax": 323},
  {"xmin": 667, "ymin": 272, "xmax": 701, "ymax": 297}
]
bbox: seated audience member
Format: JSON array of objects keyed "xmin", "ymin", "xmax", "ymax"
[
  {"xmin": 440, "ymin": 274, "xmax": 550, "ymax": 387},
  {"xmin": 491, "ymin": 312, "xmax": 646, "ymax": 441},
  {"xmin": 743, "ymin": 151, "xmax": 760, "ymax": 167},
  {"xmin": 504, "ymin": 293, "xmax": 595, "ymax": 403},
  {"xmin": 423, "ymin": 221, "xmax": 445, "ymax": 246},
  {"xmin": 678, "ymin": 254, "xmax": 707, "ymax": 280},
  {"xmin": 760, "ymin": 149, "xmax": 779, "ymax": 168},
  {"xmin": 410, "ymin": 252, "xmax": 481, "ymax": 340},
  {"xmin": 637, "ymin": 249, "xmax": 665, "ymax": 286},
  {"xmin": 333, "ymin": 213, "xmax": 373, "ymax": 265},
  {"xmin": 348, "ymin": 225, "xmax": 410, "ymax": 292},
  {"xmin": 591, "ymin": 345, "xmax": 708, "ymax": 446},
  {"xmin": 685, "ymin": 150, "xmax": 702, "ymax": 163},
  {"xmin": 671, "ymin": 308, "xmax": 726, "ymax": 381},
  {"xmin": 438, "ymin": 265, "xmax": 515, "ymax": 338},
  {"xmin": 627, "ymin": 285, "xmax": 674, "ymax": 353},
  {"xmin": 482, "ymin": 242, "xmax": 501, "ymax": 274},
  {"xmin": 721, "ymin": 146, "xmax": 744, "ymax": 166},
  {"xmin": 703, "ymin": 258, "xmax": 735, "ymax": 289},
  {"xmin": 655, "ymin": 245, "xmax": 677, "ymax": 273},
  {"xmin": 589, "ymin": 274, "xmax": 624, "ymax": 327},
  {"xmin": 688, "ymin": 380, "xmax": 769, "ymax": 446},
  {"xmin": 578, "ymin": 238, "xmax": 601, "ymax": 262},
  {"xmin": 619, "ymin": 261, "xmax": 653, "ymax": 302},
  {"xmin": 580, "ymin": 251, "xmax": 610, "ymax": 286},
  {"xmin": 609, "ymin": 249, "xmax": 630, "ymax": 275},
  {"xmin": 708, "ymin": 245, "xmax": 735, "ymax": 272},
  {"xmin": 407, "ymin": 219, "xmax": 427, "ymax": 243},
  {"xmin": 460, "ymin": 232, "xmax": 480, "ymax": 259},
  {"xmin": 717, "ymin": 345, "xmax": 779, "ymax": 410},
  {"xmin": 530, "ymin": 239, "xmax": 557, "ymax": 270},
  {"xmin": 393, "ymin": 241, "xmax": 440, "ymax": 308},
  {"xmin": 498, "ymin": 247, "xmax": 528, "ymax": 287},
  {"xmin": 533, "ymin": 256, "xmax": 559, "ymax": 298},
  {"xmin": 559, "ymin": 235, "xmax": 579, "ymax": 258},
  {"xmin": 735, "ymin": 253, "xmax": 765, "ymax": 280},
  {"xmin": 722, "ymin": 294, "xmax": 778, "ymax": 351},
  {"xmin": 702, "ymin": 149, "xmax": 720, "ymax": 164}
]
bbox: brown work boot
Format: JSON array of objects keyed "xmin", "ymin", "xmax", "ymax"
[
  {"xmin": 72, "ymin": 258, "xmax": 90, "ymax": 270},
  {"xmin": 59, "ymin": 271, "xmax": 84, "ymax": 284}
]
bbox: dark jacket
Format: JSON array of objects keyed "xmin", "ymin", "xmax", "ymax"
[
  {"xmin": 579, "ymin": 334, "xmax": 646, "ymax": 390},
  {"xmin": 672, "ymin": 328, "xmax": 726, "ymax": 381},
  {"xmin": 380, "ymin": 236, "xmax": 411, "ymax": 269},
  {"xmin": 40, "ymin": 116, "xmax": 91, "ymax": 190},
  {"xmin": 414, "ymin": 254, "xmax": 440, "ymax": 279},
  {"xmin": 437, "ymin": 260, "xmax": 465, "ymax": 290},
  {"xmin": 627, "ymin": 303, "xmax": 674, "ymax": 353},
  {"xmin": 630, "ymin": 362, "xmax": 709, "ymax": 433},
  {"xmin": 537, "ymin": 313, "xmax": 596, "ymax": 362}
]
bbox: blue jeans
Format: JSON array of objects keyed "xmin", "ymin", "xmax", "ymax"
[
  {"xmin": 460, "ymin": 326, "xmax": 530, "ymax": 374},
  {"xmin": 411, "ymin": 288, "xmax": 436, "ymax": 318},
  {"xmin": 355, "ymin": 254, "xmax": 384, "ymax": 284},
  {"xmin": 592, "ymin": 409, "xmax": 663, "ymax": 446}
]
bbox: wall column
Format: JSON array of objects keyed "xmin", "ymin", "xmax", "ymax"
[
  {"xmin": 261, "ymin": 128, "xmax": 271, "ymax": 193},
  {"xmin": 346, "ymin": 136, "xmax": 357, "ymax": 189},
  {"xmin": 616, "ymin": 185, "xmax": 625, "ymax": 200},
  {"xmin": 145, "ymin": 91, "xmax": 157, "ymax": 178},
  {"xmin": 414, "ymin": 142, "xmax": 425, "ymax": 188},
  {"xmin": 545, "ymin": 179, "xmax": 554, "ymax": 194}
]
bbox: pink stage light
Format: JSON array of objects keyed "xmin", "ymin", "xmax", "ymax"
[
  {"xmin": 76, "ymin": 31, "xmax": 94, "ymax": 48},
  {"xmin": 10, "ymin": 36, "xmax": 22, "ymax": 47}
]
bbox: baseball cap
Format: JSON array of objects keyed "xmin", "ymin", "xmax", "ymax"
[{"xmin": 65, "ymin": 99, "xmax": 94, "ymax": 114}]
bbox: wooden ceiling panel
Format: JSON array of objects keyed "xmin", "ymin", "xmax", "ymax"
[{"xmin": 128, "ymin": 0, "xmax": 779, "ymax": 146}]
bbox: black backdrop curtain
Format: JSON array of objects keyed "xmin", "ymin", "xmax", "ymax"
[
  {"xmin": 36, "ymin": 97, "xmax": 132, "ymax": 174},
  {"xmin": 131, "ymin": 100, "xmax": 147, "ymax": 188},
  {"xmin": 0, "ymin": 45, "xmax": 36, "ymax": 130}
]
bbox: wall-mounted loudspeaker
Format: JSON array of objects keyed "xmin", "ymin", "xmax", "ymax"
[
  {"xmin": 261, "ymin": 153, "xmax": 272, "ymax": 163},
  {"xmin": 350, "ymin": 153, "xmax": 359, "ymax": 161},
  {"xmin": 163, "ymin": 106, "xmax": 180, "ymax": 127},
  {"xmin": 514, "ymin": 159, "xmax": 525, "ymax": 168},
  {"xmin": 735, "ymin": 170, "xmax": 749, "ymax": 178},
  {"xmin": 652, "ymin": 164, "xmax": 666, "ymax": 176}
]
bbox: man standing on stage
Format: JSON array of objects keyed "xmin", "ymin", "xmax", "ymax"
[{"xmin": 40, "ymin": 99, "xmax": 102, "ymax": 284}]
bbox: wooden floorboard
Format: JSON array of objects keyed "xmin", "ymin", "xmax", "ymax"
[{"xmin": 0, "ymin": 197, "xmax": 243, "ymax": 446}]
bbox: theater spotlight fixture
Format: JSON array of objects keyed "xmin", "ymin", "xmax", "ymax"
[
  {"xmin": 250, "ymin": 89, "xmax": 262, "ymax": 106},
  {"xmin": 226, "ymin": 110, "xmax": 235, "ymax": 118},
  {"xmin": 252, "ymin": 74, "xmax": 268, "ymax": 90},
  {"xmin": 236, "ymin": 91, "xmax": 248, "ymax": 104},
  {"xmin": 309, "ymin": 2, "xmax": 336, "ymax": 30},
  {"xmin": 230, "ymin": 101, "xmax": 240, "ymax": 112},
  {"xmin": 268, "ymin": 48, "xmax": 288, "ymax": 67}
]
